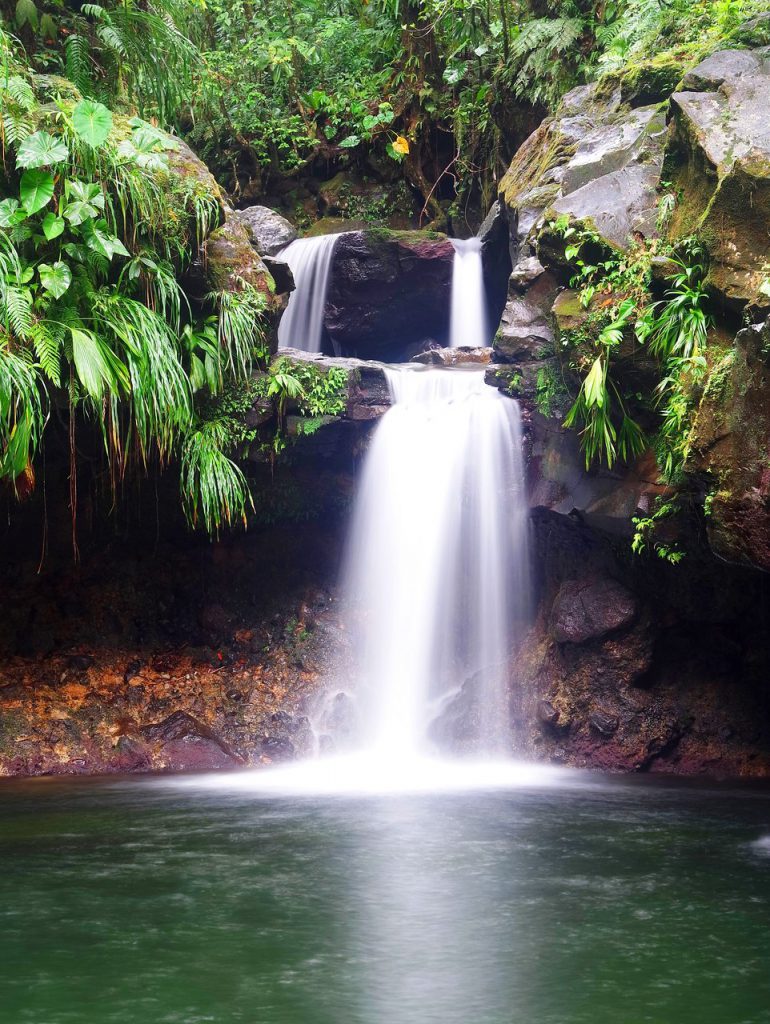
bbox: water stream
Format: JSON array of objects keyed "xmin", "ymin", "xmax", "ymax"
[
  {"xmin": 329, "ymin": 366, "xmax": 529, "ymax": 761},
  {"xmin": 277, "ymin": 234, "xmax": 341, "ymax": 352},
  {"xmin": 449, "ymin": 237, "xmax": 487, "ymax": 348}
]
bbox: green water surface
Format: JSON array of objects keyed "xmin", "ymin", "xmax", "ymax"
[{"xmin": 1, "ymin": 771, "xmax": 769, "ymax": 1023}]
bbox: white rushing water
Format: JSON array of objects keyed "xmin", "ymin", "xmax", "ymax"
[
  {"xmin": 175, "ymin": 366, "xmax": 539, "ymax": 796},
  {"xmin": 277, "ymin": 234, "xmax": 340, "ymax": 352},
  {"xmin": 335, "ymin": 366, "xmax": 530, "ymax": 760},
  {"xmin": 449, "ymin": 237, "xmax": 487, "ymax": 348}
]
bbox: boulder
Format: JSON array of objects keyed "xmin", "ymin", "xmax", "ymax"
[
  {"xmin": 203, "ymin": 214, "xmax": 280, "ymax": 309},
  {"xmin": 668, "ymin": 53, "xmax": 770, "ymax": 305},
  {"xmin": 550, "ymin": 578, "xmax": 638, "ymax": 643},
  {"xmin": 498, "ymin": 84, "xmax": 666, "ymax": 256},
  {"xmin": 140, "ymin": 711, "xmax": 241, "ymax": 772},
  {"xmin": 324, "ymin": 229, "xmax": 454, "ymax": 360},
  {"xmin": 234, "ymin": 205, "xmax": 298, "ymax": 256}
]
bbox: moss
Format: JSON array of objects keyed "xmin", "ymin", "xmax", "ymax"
[
  {"xmin": 499, "ymin": 120, "xmax": 576, "ymax": 211},
  {"xmin": 618, "ymin": 53, "xmax": 686, "ymax": 106}
]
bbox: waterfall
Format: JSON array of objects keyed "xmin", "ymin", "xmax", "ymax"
[
  {"xmin": 449, "ymin": 238, "xmax": 487, "ymax": 348},
  {"xmin": 336, "ymin": 367, "xmax": 530, "ymax": 759},
  {"xmin": 277, "ymin": 234, "xmax": 340, "ymax": 352}
]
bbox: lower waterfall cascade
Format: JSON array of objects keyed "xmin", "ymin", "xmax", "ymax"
[{"xmin": 330, "ymin": 366, "xmax": 531, "ymax": 759}]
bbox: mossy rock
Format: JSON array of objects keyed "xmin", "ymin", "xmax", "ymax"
[
  {"xmin": 204, "ymin": 216, "xmax": 279, "ymax": 308},
  {"xmin": 619, "ymin": 54, "xmax": 685, "ymax": 106}
]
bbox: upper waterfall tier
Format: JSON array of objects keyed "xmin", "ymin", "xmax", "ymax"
[
  {"xmin": 277, "ymin": 234, "xmax": 341, "ymax": 353},
  {"xmin": 450, "ymin": 238, "xmax": 488, "ymax": 349}
]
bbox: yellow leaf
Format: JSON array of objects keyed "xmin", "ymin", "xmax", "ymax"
[{"xmin": 392, "ymin": 135, "xmax": 409, "ymax": 155}]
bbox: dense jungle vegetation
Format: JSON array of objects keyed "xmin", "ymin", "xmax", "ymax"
[{"xmin": 0, "ymin": 0, "xmax": 766, "ymax": 550}]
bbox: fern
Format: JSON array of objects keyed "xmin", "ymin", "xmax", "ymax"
[
  {"xmin": 65, "ymin": 35, "xmax": 94, "ymax": 97},
  {"xmin": 505, "ymin": 17, "xmax": 588, "ymax": 108}
]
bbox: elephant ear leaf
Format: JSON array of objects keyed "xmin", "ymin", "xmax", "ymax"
[
  {"xmin": 16, "ymin": 131, "xmax": 69, "ymax": 169},
  {"xmin": 72, "ymin": 99, "xmax": 113, "ymax": 148},
  {"xmin": 20, "ymin": 169, "xmax": 55, "ymax": 214},
  {"xmin": 38, "ymin": 261, "xmax": 72, "ymax": 299}
]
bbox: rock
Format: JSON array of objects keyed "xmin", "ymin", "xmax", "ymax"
[
  {"xmin": 689, "ymin": 318, "xmax": 770, "ymax": 572},
  {"xmin": 140, "ymin": 711, "xmax": 240, "ymax": 772},
  {"xmin": 499, "ymin": 84, "xmax": 665, "ymax": 255},
  {"xmin": 66, "ymin": 653, "xmax": 94, "ymax": 672},
  {"xmin": 494, "ymin": 271, "xmax": 559, "ymax": 363},
  {"xmin": 550, "ymin": 578, "xmax": 638, "ymax": 643},
  {"xmin": 324, "ymin": 229, "xmax": 454, "ymax": 360},
  {"xmin": 589, "ymin": 710, "xmax": 619, "ymax": 736},
  {"xmin": 553, "ymin": 159, "xmax": 663, "ymax": 248},
  {"xmin": 411, "ymin": 347, "xmax": 493, "ymax": 366},
  {"xmin": 537, "ymin": 699, "xmax": 559, "ymax": 727},
  {"xmin": 270, "ymin": 349, "xmax": 391, "ymax": 421},
  {"xmin": 477, "ymin": 198, "xmax": 513, "ymax": 332},
  {"xmin": 681, "ymin": 49, "xmax": 766, "ymax": 92},
  {"xmin": 234, "ymin": 205, "xmax": 297, "ymax": 255},
  {"xmin": 262, "ymin": 256, "xmax": 294, "ymax": 296},
  {"xmin": 668, "ymin": 56, "xmax": 770, "ymax": 305},
  {"xmin": 197, "ymin": 603, "xmax": 234, "ymax": 637},
  {"xmin": 203, "ymin": 214, "xmax": 280, "ymax": 308}
]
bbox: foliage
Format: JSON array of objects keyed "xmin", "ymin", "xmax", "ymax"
[
  {"xmin": 0, "ymin": 27, "xmax": 266, "ymax": 543},
  {"xmin": 632, "ymin": 498, "xmax": 685, "ymax": 564},
  {"xmin": 550, "ymin": 217, "xmax": 715, "ymax": 481}
]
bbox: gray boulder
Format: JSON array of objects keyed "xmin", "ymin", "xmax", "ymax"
[{"xmin": 235, "ymin": 205, "xmax": 298, "ymax": 256}]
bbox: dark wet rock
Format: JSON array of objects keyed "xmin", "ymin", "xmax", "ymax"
[
  {"xmin": 262, "ymin": 256, "xmax": 294, "ymax": 296},
  {"xmin": 140, "ymin": 711, "xmax": 241, "ymax": 772},
  {"xmin": 234, "ymin": 205, "xmax": 297, "ymax": 256},
  {"xmin": 275, "ymin": 349, "xmax": 391, "ymax": 422},
  {"xmin": 550, "ymin": 578, "xmax": 638, "ymax": 643},
  {"xmin": 197, "ymin": 603, "xmax": 235, "ymax": 637},
  {"xmin": 589, "ymin": 710, "xmax": 619, "ymax": 736},
  {"xmin": 325, "ymin": 229, "xmax": 454, "ymax": 360},
  {"xmin": 537, "ymin": 699, "xmax": 559, "ymax": 727},
  {"xmin": 65, "ymin": 653, "xmax": 94, "ymax": 672},
  {"xmin": 477, "ymin": 198, "xmax": 513, "ymax": 332},
  {"xmin": 16, "ymin": 623, "xmax": 55, "ymax": 658}
]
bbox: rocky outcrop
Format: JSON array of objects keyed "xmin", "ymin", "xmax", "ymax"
[
  {"xmin": 689, "ymin": 318, "xmax": 770, "ymax": 572},
  {"xmin": 325, "ymin": 229, "xmax": 454, "ymax": 360},
  {"xmin": 511, "ymin": 512, "xmax": 770, "ymax": 775},
  {"xmin": 234, "ymin": 205, "xmax": 298, "ymax": 256},
  {"xmin": 498, "ymin": 82, "xmax": 666, "ymax": 259},
  {"xmin": 667, "ymin": 50, "xmax": 770, "ymax": 306}
]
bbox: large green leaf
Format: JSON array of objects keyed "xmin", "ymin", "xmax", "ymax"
[
  {"xmin": 81, "ymin": 218, "xmax": 130, "ymax": 261},
  {"xmin": 41, "ymin": 212, "xmax": 65, "ymax": 241},
  {"xmin": 38, "ymin": 261, "xmax": 72, "ymax": 299},
  {"xmin": 19, "ymin": 169, "xmax": 55, "ymax": 215},
  {"xmin": 70, "ymin": 327, "xmax": 126, "ymax": 400},
  {"xmin": 72, "ymin": 99, "xmax": 113, "ymax": 148},
  {"xmin": 0, "ymin": 199, "xmax": 23, "ymax": 228},
  {"xmin": 16, "ymin": 131, "xmax": 69, "ymax": 169}
]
